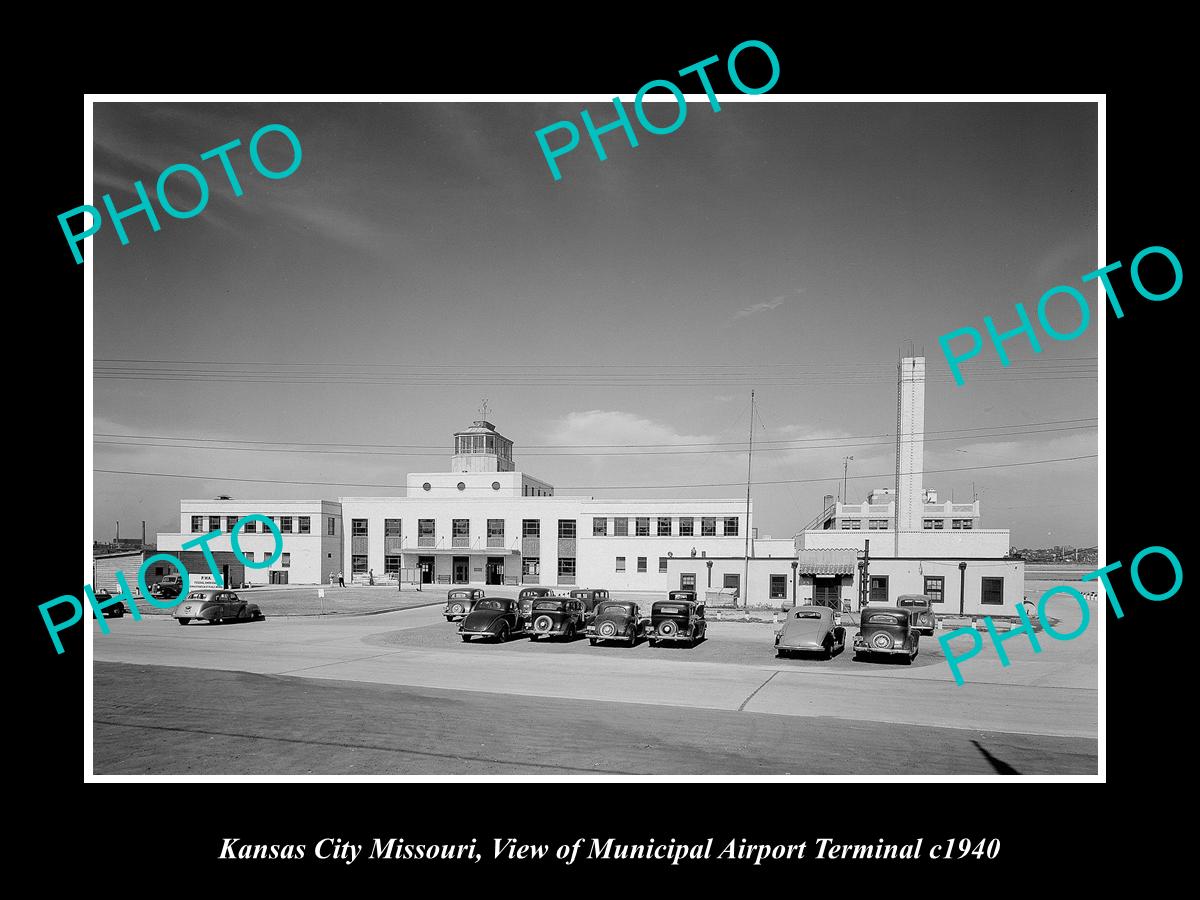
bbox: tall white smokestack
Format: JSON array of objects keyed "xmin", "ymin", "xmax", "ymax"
[{"xmin": 895, "ymin": 357, "xmax": 926, "ymax": 543}]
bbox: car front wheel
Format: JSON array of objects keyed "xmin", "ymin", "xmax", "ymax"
[
  {"xmin": 177, "ymin": 618, "xmax": 189, "ymax": 626},
  {"xmin": 496, "ymin": 624, "xmax": 510, "ymax": 643}
]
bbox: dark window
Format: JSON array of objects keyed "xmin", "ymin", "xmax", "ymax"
[
  {"xmin": 488, "ymin": 519, "xmax": 504, "ymax": 538},
  {"xmin": 384, "ymin": 556, "xmax": 401, "ymax": 574},
  {"xmin": 352, "ymin": 519, "xmax": 368, "ymax": 537},
  {"xmin": 327, "ymin": 517, "xmax": 336, "ymax": 535},
  {"xmin": 868, "ymin": 519, "xmax": 888, "ymax": 530},
  {"xmin": 723, "ymin": 516, "xmax": 738, "ymax": 536},
  {"xmin": 593, "ymin": 517, "xmax": 607, "ymax": 536},
  {"xmin": 209, "ymin": 516, "xmax": 222, "ymax": 532},
  {"xmin": 281, "ymin": 516, "xmax": 293, "ymax": 534},
  {"xmin": 982, "ymin": 577, "xmax": 1004, "ymax": 605},
  {"xmin": 924, "ymin": 576, "xmax": 945, "ymax": 603},
  {"xmin": 659, "ymin": 557, "xmax": 668, "ymax": 573},
  {"xmin": 723, "ymin": 574, "xmax": 740, "ymax": 591},
  {"xmin": 678, "ymin": 517, "xmax": 694, "ymax": 536},
  {"xmin": 770, "ymin": 575, "xmax": 787, "ymax": 600},
  {"xmin": 558, "ymin": 557, "xmax": 576, "ymax": 578},
  {"xmin": 298, "ymin": 516, "xmax": 311, "ymax": 534},
  {"xmin": 637, "ymin": 557, "xmax": 647, "ymax": 573},
  {"xmin": 281, "ymin": 553, "xmax": 291, "ymax": 568},
  {"xmin": 681, "ymin": 573, "xmax": 696, "ymax": 590},
  {"xmin": 523, "ymin": 557, "xmax": 540, "ymax": 576},
  {"xmin": 953, "ymin": 519, "xmax": 974, "ymax": 530},
  {"xmin": 616, "ymin": 556, "xmax": 625, "ymax": 572},
  {"xmin": 453, "ymin": 519, "xmax": 469, "ymax": 537},
  {"xmin": 701, "ymin": 517, "xmax": 716, "ymax": 536},
  {"xmin": 635, "ymin": 517, "xmax": 650, "ymax": 536},
  {"xmin": 558, "ymin": 519, "xmax": 576, "ymax": 539},
  {"xmin": 418, "ymin": 519, "xmax": 435, "ymax": 538},
  {"xmin": 869, "ymin": 575, "xmax": 889, "ymax": 603},
  {"xmin": 352, "ymin": 555, "xmax": 368, "ymax": 574},
  {"xmin": 384, "ymin": 518, "xmax": 401, "ymax": 537},
  {"xmin": 522, "ymin": 519, "xmax": 540, "ymax": 538},
  {"xmin": 191, "ymin": 516, "xmax": 204, "ymax": 533},
  {"xmin": 614, "ymin": 517, "xmax": 629, "ymax": 536},
  {"xmin": 225, "ymin": 516, "xmax": 238, "ymax": 532},
  {"xmin": 657, "ymin": 517, "xmax": 671, "ymax": 536}
]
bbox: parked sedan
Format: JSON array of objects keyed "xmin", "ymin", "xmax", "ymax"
[
  {"xmin": 586, "ymin": 600, "xmax": 644, "ymax": 646},
  {"xmin": 517, "ymin": 587, "xmax": 555, "ymax": 620},
  {"xmin": 568, "ymin": 588, "xmax": 611, "ymax": 623},
  {"xmin": 89, "ymin": 589, "xmax": 126, "ymax": 619},
  {"xmin": 853, "ymin": 607, "xmax": 919, "ymax": 663},
  {"xmin": 527, "ymin": 598, "xmax": 587, "ymax": 641},
  {"xmin": 646, "ymin": 594, "xmax": 707, "ymax": 647},
  {"xmin": 897, "ymin": 594, "xmax": 936, "ymax": 636},
  {"xmin": 459, "ymin": 597, "xmax": 526, "ymax": 643},
  {"xmin": 151, "ymin": 574, "xmax": 184, "ymax": 600},
  {"xmin": 444, "ymin": 587, "xmax": 485, "ymax": 621},
  {"xmin": 174, "ymin": 589, "xmax": 264, "ymax": 626},
  {"xmin": 775, "ymin": 604, "xmax": 845, "ymax": 659}
]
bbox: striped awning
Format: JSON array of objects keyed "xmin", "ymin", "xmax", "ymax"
[{"xmin": 796, "ymin": 549, "xmax": 858, "ymax": 576}]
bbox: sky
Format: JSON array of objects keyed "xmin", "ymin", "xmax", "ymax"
[{"xmin": 92, "ymin": 100, "xmax": 1098, "ymax": 548}]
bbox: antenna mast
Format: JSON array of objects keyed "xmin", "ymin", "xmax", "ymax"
[{"xmin": 742, "ymin": 390, "xmax": 754, "ymax": 609}]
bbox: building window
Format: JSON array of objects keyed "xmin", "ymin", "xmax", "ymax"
[
  {"xmin": 635, "ymin": 517, "xmax": 650, "ymax": 536},
  {"xmin": 953, "ymin": 519, "xmax": 974, "ymax": 530},
  {"xmin": 769, "ymin": 575, "xmax": 787, "ymax": 600},
  {"xmin": 593, "ymin": 517, "xmax": 607, "ymax": 537},
  {"xmin": 924, "ymin": 576, "xmax": 945, "ymax": 604},
  {"xmin": 384, "ymin": 518, "xmax": 401, "ymax": 537},
  {"xmin": 558, "ymin": 519, "xmax": 576, "ymax": 539},
  {"xmin": 240, "ymin": 518, "xmax": 257, "ymax": 533},
  {"xmin": 453, "ymin": 519, "xmax": 469, "ymax": 538},
  {"xmin": 723, "ymin": 516, "xmax": 738, "ymax": 537},
  {"xmin": 418, "ymin": 519, "xmax": 435, "ymax": 538},
  {"xmin": 841, "ymin": 520, "xmax": 862, "ymax": 530},
  {"xmin": 352, "ymin": 519, "xmax": 368, "ymax": 537},
  {"xmin": 981, "ymin": 577, "xmax": 1004, "ymax": 605},
  {"xmin": 924, "ymin": 519, "xmax": 945, "ymax": 530},
  {"xmin": 637, "ymin": 557, "xmax": 647, "ymax": 573},
  {"xmin": 723, "ymin": 574, "xmax": 740, "ymax": 591},
  {"xmin": 226, "ymin": 516, "xmax": 238, "ymax": 532},
  {"xmin": 616, "ymin": 556, "xmax": 626, "ymax": 572},
  {"xmin": 523, "ymin": 557, "xmax": 540, "ymax": 576},
  {"xmin": 281, "ymin": 553, "xmax": 291, "ymax": 568},
  {"xmin": 869, "ymin": 575, "xmax": 889, "ymax": 603},
  {"xmin": 385, "ymin": 556, "xmax": 401, "ymax": 574},
  {"xmin": 558, "ymin": 557, "xmax": 576, "ymax": 579},
  {"xmin": 614, "ymin": 517, "xmax": 629, "ymax": 536},
  {"xmin": 488, "ymin": 519, "xmax": 504, "ymax": 543},
  {"xmin": 327, "ymin": 517, "xmax": 336, "ymax": 535},
  {"xmin": 657, "ymin": 517, "xmax": 672, "ymax": 536},
  {"xmin": 281, "ymin": 516, "xmax": 293, "ymax": 534},
  {"xmin": 701, "ymin": 517, "xmax": 716, "ymax": 536},
  {"xmin": 352, "ymin": 555, "xmax": 368, "ymax": 574},
  {"xmin": 209, "ymin": 516, "xmax": 222, "ymax": 532},
  {"xmin": 298, "ymin": 516, "xmax": 311, "ymax": 534},
  {"xmin": 659, "ymin": 557, "xmax": 668, "ymax": 573},
  {"xmin": 243, "ymin": 552, "xmax": 254, "ymax": 563},
  {"xmin": 868, "ymin": 519, "xmax": 888, "ymax": 530},
  {"xmin": 678, "ymin": 517, "xmax": 694, "ymax": 536},
  {"xmin": 191, "ymin": 516, "xmax": 204, "ymax": 533},
  {"xmin": 522, "ymin": 519, "xmax": 540, "ymax": 538}
]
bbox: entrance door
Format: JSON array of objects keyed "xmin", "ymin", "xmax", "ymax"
[
  {"xmin": 453, "ymin": 556, "xmax": 469, "ymax": 584},
  {"xmin": 486, "ymin": 557, "xmax": 504, "ymax": 585},
  {"xmin": 814, "ymin": 577, "xmax": 840, "ymax": 609},
  {"xmin": 869, "ymin": 575, "xmax": 889, "ymax": 604},
  {"xmin": 269, "ymin": 571, "xmax": 289, "ymax": 585},
  {"xmin": 418, "ymin": 556, "xmax": 434, "ymax": 584},
  {"xmin": 680, "ymin": 573, "xmax": 696, "ymax": 591}
]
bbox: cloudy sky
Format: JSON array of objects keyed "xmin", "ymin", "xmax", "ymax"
[{"xmin": 92, "ymin": 100, "xmax": 1098, "ymax": 547}]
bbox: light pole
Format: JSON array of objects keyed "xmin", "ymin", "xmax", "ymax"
[{"xmin": 842, "ymin": 456, "xmax": 854, "ymax": 503}]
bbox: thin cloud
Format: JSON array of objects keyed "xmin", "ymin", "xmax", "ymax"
[{"xmin": 729, "ymin": 287, "xmax": 803, "ymax": 322}]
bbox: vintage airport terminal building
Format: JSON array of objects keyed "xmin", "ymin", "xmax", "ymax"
[{"xmin": 154, "ymin": 357, "xmax": 1025, "ymax": 615}]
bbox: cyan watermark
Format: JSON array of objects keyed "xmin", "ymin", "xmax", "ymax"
[
  {"xmin": 534, "ymin": 39, "xmax": 780, "ymax": 182},
  {"xmin": 42, "ymin": 514, "xmax": 283, "ymax": 654},
  {"xmin": 938, "ymin": 245, "xmax": 1182, "ymax": 385},
  {"xmin": 59, "ymin": 124, "xmax": 302, "ymax": 265}
]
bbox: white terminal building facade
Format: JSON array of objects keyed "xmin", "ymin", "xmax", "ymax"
[{"xmin": 156, "ymin": 356, "xmax": 1025, "ymax": 616}]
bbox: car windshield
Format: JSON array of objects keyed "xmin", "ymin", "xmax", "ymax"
[
  {"xmin": 867, "ymin": 614, "xmax": 899, "ymax": 625},
  {"xmin": 533, "ymin": 600, "xmax": 563, "ymax": 611},
  {"xmin": 476, "ymin": 600, "xmax": 507, "ymax": 611},
  {"xmin": 449, "ymin": 591, "xmax": 469, "ymax": 598}
]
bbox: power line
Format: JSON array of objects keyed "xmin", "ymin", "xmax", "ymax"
[
  {"xmin": 95, "ymin": 357, "xmax": 1099, "ymax": 369},
  {"xmin": 93, "ymin": 453, "xmax": 1097, "ymax": 492}
]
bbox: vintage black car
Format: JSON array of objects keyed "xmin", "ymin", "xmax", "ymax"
[
  {"xmin": 647, "ymin": 593, "xmax": 707, "ymax": 647},
  {"xmin": 586, "ymin": 600, "xmax": 644, "ymax": 646},
  {"xmin": 527, "ymin": 598, "xmax": 587, "ymax": 641},
  {"xmin": 174, "ymin": 589, "xmax": 264, "ymax": 625},
  {"xmin": 444, "ymin": 587, "xmax": 485, "ymax": 622},
  {"xmin": 775, "ymin": 604, "xmax": 846, "ymax": 658},
  {"xmin": 459, "ymin": 597, "xmax": 526, "ymax": 643},
  {"xmin": 853, "ymin": 607, "xmax": 919, "ymax": 662},
  {"xmin": 896, "ymin": 594, "xmax": 936, "ymax": 636},
  {"xmin": 517, "ymin": 587, "xmax": 555, "ymax": 620},
  {"xmin": 89, "ymin": 588, "xmax": 126, "ymax": 619},
  {"xmin": 151, "ymin": 574, "xmax": 184, "ymax": 600},
  {"xmin": 568, "ymin": 588, "xmax": 610, "ymax": 622}
]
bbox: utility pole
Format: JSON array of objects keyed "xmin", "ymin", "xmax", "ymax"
[
  {"xmin": 842, "ymin": 456, "xmax": 854, "ymax": 504},
  {"xmin": 742, "ymin": 390, "xmax": 754, "ymax": 608}
]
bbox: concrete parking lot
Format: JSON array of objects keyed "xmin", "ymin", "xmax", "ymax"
[{"xmin": 92, "ymin": 599, "xmax": 1097, "ymax": 776}]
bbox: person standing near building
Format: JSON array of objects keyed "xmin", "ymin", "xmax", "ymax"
[
  {"xmin": 369, "ymin": 568, "xmax": 375, "ymax": 586},
  {"xmin": 338, "ymin": 571, "xmax": 345, "ymax": 588}
]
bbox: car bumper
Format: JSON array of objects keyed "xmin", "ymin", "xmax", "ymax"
[
  {"xmin": 648, "ymin": 632, "xmax": 696, "ymax": 642},
  {"xmin": 777, "ymin": 642, "xmax": 823, "ymax": 651},
  {"xmin": 587, "ymin": 628, "xmax": 635, "ymax": 641},
  {"xmin": 854, "ymin": 641, "xmax": 913, "ymax": 655}
]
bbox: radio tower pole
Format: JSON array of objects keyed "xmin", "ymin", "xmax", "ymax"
[{"xmin": 742, "ymin": 391, "xmax": 754, "ymax": 608}]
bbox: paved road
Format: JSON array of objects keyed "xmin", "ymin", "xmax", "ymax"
[{"xmin": 91, "ymin": 604, "xmax": 1098, "ymax": 774}]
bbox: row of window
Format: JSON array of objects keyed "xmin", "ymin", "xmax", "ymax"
[
  {"xmin": 191, "ymin": 515, "xmax": 338, "ymax": 536},
  {"xmin": 348, "ymin": 517, "xmax": 740, "ymax": 540},
  {"xmin": 924, "ymin": 519, "xmax": 975, "ymax": 530},
  {"xmin": 838, "ymin": 518, "xmax": 976, "ymax": 531},
  {"xmin": 614, "ymin": 556, "xmax": 673, "ymax": 574},
  {"xmin": 866, "ymin": 575, "xmax": 1001, "ymax": 605}
]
